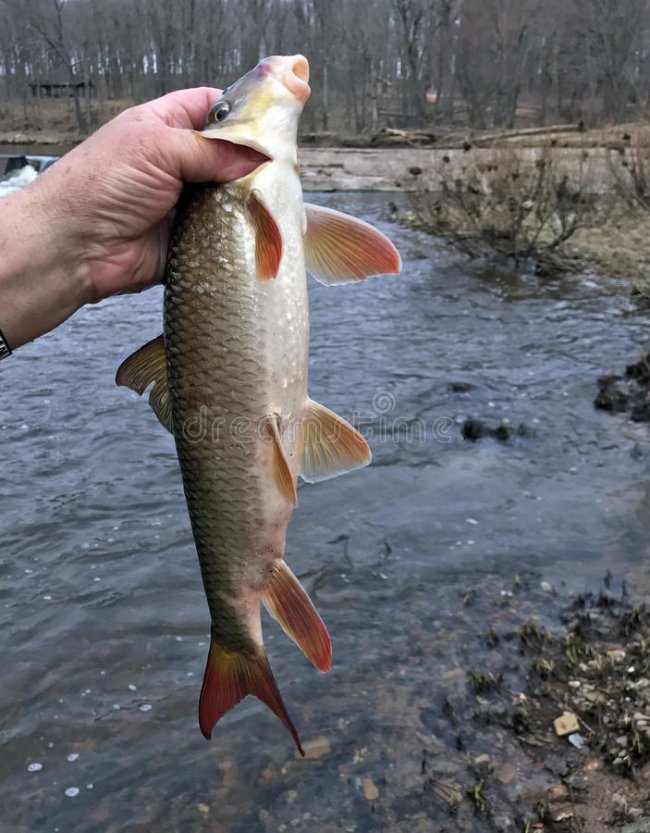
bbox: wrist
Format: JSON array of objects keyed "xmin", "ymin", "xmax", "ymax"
[{"xmin": 0, "ymin": 175, "xmax": 92, "ymax": 349}]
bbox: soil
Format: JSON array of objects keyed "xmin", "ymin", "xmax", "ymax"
[{"xmin": 418, "ymin": 573, "xmax": 650, "ymax": 832}]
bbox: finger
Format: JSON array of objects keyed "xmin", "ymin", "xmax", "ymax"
[
  {"xmin": 134, "ymin": 87, "xmax": 223, "ymax": 130},
  {"xmin": 161, "ymin": 127, "xmax": 268, "ymax": 184}
]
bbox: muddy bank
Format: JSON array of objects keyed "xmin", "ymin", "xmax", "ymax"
[{"xmin": 400, "ymin": 572, "xmax": 650, "ymax": 832}]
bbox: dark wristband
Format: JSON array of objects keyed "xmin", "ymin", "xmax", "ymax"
[{"xmin": 0, "ymin": 328, "xmax": 12, "ymax": 360}]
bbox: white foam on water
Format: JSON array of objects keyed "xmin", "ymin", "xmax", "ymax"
[{"xmin": 0, "ymin": 165, "xmax": 38, "ymax": 198}]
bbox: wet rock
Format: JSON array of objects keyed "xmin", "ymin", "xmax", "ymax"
[
  {"xmin": 594, "ymin": 375, "xmax": 629, "ymax": 413},
  {"xmin": 461, "ymin": 418, "xmax": 487, "ymax": 441},
  {"xmin": 631, "ymin": 398, "xmax": 650, "ymax": 422},
  {"xmin": 302, "ymin": 736, "xmax": 330, "ymax": 760},
  {"xmin": 567, "ymin": 732, "xmax": 585, "ymax": 749},
  {"xmin": 552, "ymin": 806, "xmax": 575, "ymax": 822},
  {"xmin": 461, "ymin": 417, "xmax": 535, "ymax": 443},
  {"xmin": 626, "ymin": 355, "xmax": 650, "ymax": 383},
  {"xmin": 495, "ymin": 763, "xmax": 516, "ymax": 784},
  {"xmin": 448, "ymin": 381, "xmax": 475, "ymax": 393},
  {"xmin": 548, "ymin": 783, "xmax": 569, "ymax": 802},
  {"xmin": 596, "ymin": 351, "xmax": 650, "ymax": 421},
  {"xmin": 360, "ymin": 778, "xmax": 379, "ymax": 801},
  {"xmin": 553, "ymin": 712, "xmax": 580, "ymax": 737},
  {"xmin": 472, "ymin": 753, "xmax": 492, "ymax": 768},
  {"xmin": 565, "ymin": 774, "xmax": 589, "ymax": 791},
  {"xmin": 429, "ymin": 758, "xmax": 463, "ymax": 777}
]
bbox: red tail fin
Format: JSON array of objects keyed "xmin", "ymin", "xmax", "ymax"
[{"xmin": 199, "ymin": 640, "xmax": 304, "ymax": 755}]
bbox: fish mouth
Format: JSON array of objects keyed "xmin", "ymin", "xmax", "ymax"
[{"xmin": 261, "ymin": 55, "xmax": 310, "ymax": 104}]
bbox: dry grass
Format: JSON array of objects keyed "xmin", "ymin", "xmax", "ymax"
[
  {"xmin": 405, "ymin": 134, "xmax": 650, "ymax": 282},
  {"xmin": 410, "ymin": 147, "xmax": 613, "ymax": 275},
  {"xmin": 568, "ymin": 213, "xmax": 650, "ymax": 284}
]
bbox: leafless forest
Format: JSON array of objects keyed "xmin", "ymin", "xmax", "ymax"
[{"xmin": 1, "ymin": 0, "xmax": 650, "ymax": 135}]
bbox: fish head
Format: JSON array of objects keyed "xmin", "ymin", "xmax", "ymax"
[{"xmin": 199, "ymin": 55, "xmax": 310, "ymax": 164}]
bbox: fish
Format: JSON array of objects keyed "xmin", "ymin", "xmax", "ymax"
[{"xmin": 116, "ymin": 54, "xmax": 401, "ymax": 754}]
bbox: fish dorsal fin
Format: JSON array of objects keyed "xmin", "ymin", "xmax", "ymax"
[
  {"xmin": 267, "ymin": 415, "xmax": 298, "ymax": 506},
  {"xmin": 199, "ymin": 640, "xmax": 304, "ymax": 755},
  {"xmin": 263, "ymin": 561, "xmax": 332, "ymax": 672},
  {"xmin": 116, "ymin": 335, "xmax": 173, "ymax": 434},
  {"xmin": 301, "ymin": 399, "xmax": 371, "ymax": 482},
  {"xmin": 303, "ymin": 203, "xmax": 401, "ymax": 286},
  {"xmin": 246, "ymin": 189, "xmax": 283, "ymax": 280}
]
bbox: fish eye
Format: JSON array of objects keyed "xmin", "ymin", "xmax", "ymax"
[{"xmin": 209, "ymin": 101, "xmax": 232, "ymax": 123}]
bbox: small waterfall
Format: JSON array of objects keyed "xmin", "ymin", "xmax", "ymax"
[{"xmin": 0, "ymin": 155, "xmax": 58, "ymax": 199}]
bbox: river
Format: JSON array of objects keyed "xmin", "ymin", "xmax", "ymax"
[{"xmin": 1, "ymin": 178, "xmax": 650, "ymax": 831}]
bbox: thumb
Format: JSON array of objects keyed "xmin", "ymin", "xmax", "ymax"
[{"xmin": 166, "ymin": 126, "xmax": 268, "ymax": 184}]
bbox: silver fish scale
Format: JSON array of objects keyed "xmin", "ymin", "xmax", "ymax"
[
  {"xmin": 165, "ymin": 182, "xmax": 268, "ymax": 650},
  {"xmin": 163, "ymin": 179, "xmax": 305, "ymax": 653}
]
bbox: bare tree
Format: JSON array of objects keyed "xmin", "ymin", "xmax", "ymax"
[{"xmin": 2, "ymin": 0, "xmax": 650, "ymax": 135}]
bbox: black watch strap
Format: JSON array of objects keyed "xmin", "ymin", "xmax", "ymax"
[{"xmin": 0, "ymin": 328, "xmax": 12, "ymax": 361}]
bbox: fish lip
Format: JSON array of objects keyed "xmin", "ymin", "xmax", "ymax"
[{"xmin": 259, "ymin": 55, "xmax": 311, "ymax": 104}]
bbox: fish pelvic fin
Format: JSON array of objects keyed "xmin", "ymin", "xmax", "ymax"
[
  {"xmin": 301, "ymin": 399, "xmax": 371, "ymax": 482},
  {"xmin": 303, "ymin": 203, "xmax": 401, "ymax": 286},
  {"xmin": 246, "ymin": 189, "xmax": 283, "ymax": 280},
  {"xmin": 199, "ymin": 640, "xmax": 304, "ymax": 756},
  {"xmin": 264, "ymin": 561, "xmax": 332, "ymax": 672},
  {"xmin": 116, "ymin": 334, "xmax": 173, "ymax": 433},
  {"xmin": 267, "ymin": 415, "xmax": 298, "ymax": 506}
]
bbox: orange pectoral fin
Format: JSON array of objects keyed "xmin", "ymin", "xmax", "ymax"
[
  {"xmin": 116, "ymin": 334, "xmax": 173, "ymax": 433},
  {"xmin": 246, "ymin": 189, "xmax": 283, "ymax": 280},
  {"xmin": 264, "ymin": 561, "xmax": 332, "ymax": 672},
  {"xmin": 303, "ymin": 203, "xmax": 402, "ymax": 286},
  {"xmin": 199, "ymin": 640, "xmax": 304, "ymax": 755}
]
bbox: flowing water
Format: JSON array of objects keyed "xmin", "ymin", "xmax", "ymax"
[{"xmin": 2, "ymin": 177, "xmax": 650, "ymax": 832}]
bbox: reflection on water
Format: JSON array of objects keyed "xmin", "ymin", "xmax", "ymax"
[{"xmin": 2, "ymin": 191, "xmax": 650, "ymax": 831}]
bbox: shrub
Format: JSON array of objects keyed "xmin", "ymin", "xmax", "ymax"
[{"xmin": 410, "ymin": 147, "xmax": 611, "ymax": 274}]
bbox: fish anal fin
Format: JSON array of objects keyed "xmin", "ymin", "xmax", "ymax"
[
  {"xmin": 199, "ymin": 640, "xmax": 304, "ymax": 755},
  {"xmin": 116, "ymin": 335, "xmax": 173, "ymax": 433},
  {"xmin": 303, "ymin": 203, "xmax": 401, "ymax": 286},
  {"xmin": 264, "ymin": 561, "xmax": 331, "ymax": 672},
  {"xmin": 301, "ymin": 399, "xmax": 371, "ymax": 482},
  {"xmin": 246, "ymin": 189, "xmax": 283, "ymax": 280},
  {"xmin": 267, "ymin": 416, "xmax": 298, "ymax": 506}
]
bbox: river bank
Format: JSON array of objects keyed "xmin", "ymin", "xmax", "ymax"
[{"xmin": 4, "ymin": 122, "xmax": 650, "ymax": 284}]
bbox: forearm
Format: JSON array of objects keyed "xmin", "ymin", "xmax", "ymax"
[{"xmin": 0, "ymin": 176, "xmax": 92, "ymax": 350}]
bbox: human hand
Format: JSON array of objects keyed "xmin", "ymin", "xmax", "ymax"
[{"xmin": 0, "ymin": 88, "xmax": 266, "ymax": 349}]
